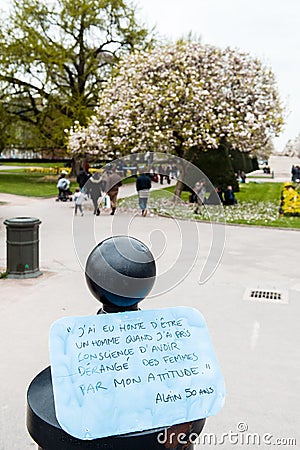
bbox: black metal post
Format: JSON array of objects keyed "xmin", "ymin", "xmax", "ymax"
[{"xmin": 26, "ymin": 236, "xmax": 205, "ymax": 449}]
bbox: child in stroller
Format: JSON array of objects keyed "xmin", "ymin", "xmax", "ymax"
[{"xmin": 56, "ymin": 172, "xmax": 72, "ymax": 201}]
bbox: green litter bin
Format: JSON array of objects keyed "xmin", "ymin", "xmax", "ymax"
[{"xmin": 4, "ymin": 217, "xmax": 42, "ymax": 279}]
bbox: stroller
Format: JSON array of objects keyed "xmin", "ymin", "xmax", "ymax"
[{"xmin": 56, "ymin": 187, "xmax": 72, "ymax": 202}]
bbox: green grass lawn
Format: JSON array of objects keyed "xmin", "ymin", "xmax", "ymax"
[
  {"xmin": 0, "ymin": 161, "xmax": 66, "ymax": 168},
  {"xmin": 0, "ymin": 173, "xmax": 58, "ymax": 197},
  {"xmin": 235, "ymin": 182, "xmax": 281, "ymax": 202},
  {"xmin": 177, "ymin": 182, "xmax": 281, "ymax": 204},
  {"xmin": 0, "ymin": 168, "xmax": 38, "ymax": 174},
  {"xmin": 0, "ymin": 170, "xmax": 136, "ymax": 198}
]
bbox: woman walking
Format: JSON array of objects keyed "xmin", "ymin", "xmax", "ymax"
[{"xmin": 87, "ymin": 172, "xmax": 102, "ymax": 215}]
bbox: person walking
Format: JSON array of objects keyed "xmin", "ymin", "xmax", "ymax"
[
  {"xmin": 291, "ymin": 165, "xmax": 296, "ymax": 182},
  {"xmin": 240, "ymin": 171, "xmax": 246, "ymax": 183},
  {"xmin": 100, "ymin": 170, "xmax": 108, "ymax": 193},
  {"xmin": 158, "ymin": 164, "xmax": 165, "ymax": 184},
  {"xmin": 76, "ymin": 167, "xmax": 89, "ymax": 190},
  {"xmin": 192, "ymin": 180, "xmax": 206, "ymax": 213},
  {"xmin": 73, "ymin": 188, "xmax": 86, "ymax": 216},
  {"xmin": 86, "ymin": 172, "xmax": 102, "ymax": 215},
  {"xmin": 136, "ymin": 172, "xmax": 152, "ymax": 217},
  {"xmin": 106, "ymin": 168, "xmax": 122, "ymax": 215}
]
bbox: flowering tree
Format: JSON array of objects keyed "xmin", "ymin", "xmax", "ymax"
[
  {"xmin": 67, "ymin": 41, "xmax": 284, "ymax": 184},
  {"xmin": 283, "ymin": 134, "xmax": 300, "ymax": 157}
]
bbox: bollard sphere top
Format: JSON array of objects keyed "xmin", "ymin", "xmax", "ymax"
[{"xmin": 85, "ymin": 236, "xmax": 156, "ymax": 307}]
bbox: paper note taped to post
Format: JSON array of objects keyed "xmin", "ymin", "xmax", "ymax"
[{"xmin": 49, "ymin": 306, "xmax": 226, "ymax": 440}]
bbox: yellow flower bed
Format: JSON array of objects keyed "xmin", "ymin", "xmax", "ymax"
[
  {"xmin": 24, "ymin": 167, "xmax": 100, "ymax": 175},
  {"xmin": 280, "ymin": 182, "xmax": 300, "ymax": 216},
  {"xmin": 24, "ymin": 167, "xmax": 71, "ymax": 175}
]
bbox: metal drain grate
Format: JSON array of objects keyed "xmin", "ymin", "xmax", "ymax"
[{"xmin": 243, "ymin": 288, "xmax": 288, "ymax": 304}]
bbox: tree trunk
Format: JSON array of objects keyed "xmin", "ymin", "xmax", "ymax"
[
  {"xmin": 173, "ymin": 179, "xmax": 184, "ymax": 202},
  {"xmin": 172, "ymin": 155, "xmax": 189, "ymax": 202},
  {"xmin": 70, "ymin": 156, "xmax": 87, "ymax": 177}
]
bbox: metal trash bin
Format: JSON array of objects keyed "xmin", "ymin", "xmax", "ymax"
[{"xmin": 3, "ymin": 217, "xmax": 42, "ymax": 278}]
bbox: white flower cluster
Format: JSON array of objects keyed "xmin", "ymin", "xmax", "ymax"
[
  {"xmin": 119, "ymin": 197, "xmax": 279, "ymax": 225},
  {"xmin": 67, "ymin": 42, "xmax": 284, "ymax": 157},
  {"xmin": 206, "ymin": 201, "xmax": 279, "ymax": 224}
]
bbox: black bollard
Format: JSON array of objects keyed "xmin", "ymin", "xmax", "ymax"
[{"xmin": 27, "ymin": 236, "xmax": 205, "ymax": 449}]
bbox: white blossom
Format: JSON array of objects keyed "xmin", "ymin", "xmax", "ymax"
[
  {"xmin": 67, "ymin": 42, "xmax": 285, "ymax": 157},
  {"xmin": 283, "ymin": 134, "xmax": 300, "ymax": 157}
]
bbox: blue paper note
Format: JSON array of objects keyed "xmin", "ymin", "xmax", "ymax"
[{"xmin": 49, "ymin": 306, "xmax": 226, "ymax": 439}]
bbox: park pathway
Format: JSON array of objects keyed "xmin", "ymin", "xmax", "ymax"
[{"xmin": 0, "ymin": 156, "xmax": 299, "ymax": 449}]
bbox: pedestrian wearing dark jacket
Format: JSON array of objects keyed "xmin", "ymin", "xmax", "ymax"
[
  {"xmin": 86, "ymin": 172, "xmax": 102, "ymax": 215},
  {"xmin": 136, "ymin": 173, "xmax": 152, "ymax": 217},
  {"xmin": 77, "ymin": 168, "xmax": 89, "ymax": 189},
  {"xmin": 223, "ymin": 185, "xmax": 237, "ymax": 205}
]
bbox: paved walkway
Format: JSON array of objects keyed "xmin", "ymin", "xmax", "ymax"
[
  {"xmin": 247, "ymin": 155, "xmax": 300, "ymax": 183},
  {"xmin": 0, "ymin": 163, "xmax": 299, "ymax": 449}
]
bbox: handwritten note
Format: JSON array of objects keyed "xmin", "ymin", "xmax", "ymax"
[{"xmin": 49, "ymin": 307, "xmax": 226, "ymax": 440}]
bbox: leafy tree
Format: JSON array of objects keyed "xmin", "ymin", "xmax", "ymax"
[
  {"xmin": 0, "ymin": 0, "xmax": 152, "ymax": 160},
  {"xmin": 186, "ymin": 140, "xmax": 239, "ymax": 191},
  {"xmin": 67, "ymin": 41, "xmax": 285, "ymax": 191},
  {"xmin": 0, "ymin": 94, "xmax": 55, "ymax": 156},
  {"xmin": 0, "ymin": 101, "xmax": 11, "ymax": 155}
]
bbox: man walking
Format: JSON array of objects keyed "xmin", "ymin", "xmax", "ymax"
[{"xmin": 136, "ymin": 172, "xmax": 152, "ymax": 217}]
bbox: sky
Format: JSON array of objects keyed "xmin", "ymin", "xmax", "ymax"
[
  {"xmin": 136, "ymin": 0, "xmax": 300, "ymax": 151},
  {"xmin": 0, "ymin": 0, "xmax": 299, "ymax": 152}
]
